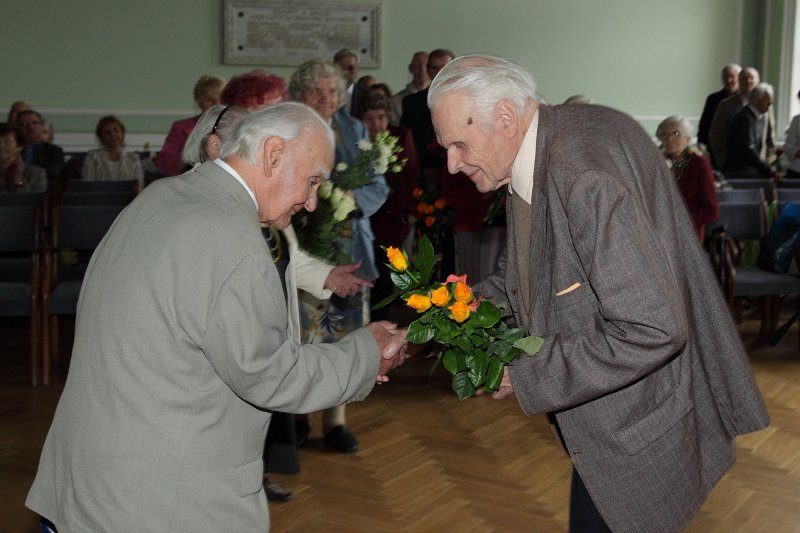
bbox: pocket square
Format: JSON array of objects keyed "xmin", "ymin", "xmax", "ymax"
[{"xmin": 555, "ymin": 282, "xmax": 581, "ymax": 296}]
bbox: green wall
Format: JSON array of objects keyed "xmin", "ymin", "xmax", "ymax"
[{"xmin": 0, "ymin": 0, "xmax": 770, "ymax": 142}]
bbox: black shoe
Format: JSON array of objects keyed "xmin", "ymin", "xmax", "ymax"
[
  {"xmin": 323, "ymin": 425, "xmax": 359, "ymax": 453},
  {"xmin": 295, "ymin": 420, "xmax": 310, "ymax": 448},
  {"xmin": 265, "ymin": 479, "xmax": 293, "ymax": 502}
]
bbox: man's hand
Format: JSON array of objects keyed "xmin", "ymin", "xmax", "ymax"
[
  {"xmin": 491, "ymin": 366, "xmax": 515, "ymax": 400},
  {"xmin": 365, "ymin": 321, "xmax": 409, "ymax": 383},
  {"xmin": 324, "ymin": 263, "xmax": 373, "ymax": 297}
]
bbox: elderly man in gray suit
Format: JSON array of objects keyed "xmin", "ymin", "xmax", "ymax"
[
  {"xmin": 26, "ymin": 102, "xmax": 407, "ymax": 532},
  {"xmin": 429, "ymin": 55, "xmax": 769, "ymax": 533}
]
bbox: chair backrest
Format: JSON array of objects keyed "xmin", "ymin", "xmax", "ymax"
[
  {"xmin": 776, "ymin": 179, "xmax": 800, "ymax": 189},
  {"xmin": 60, "ymin": 191, "xmax": 136, "ymax": 206},
  {"xmin": 716, "ymin": 188, "xmax": 764, "ymax": 204},
  {"xmin": 52, "ymin": 205, "xmax": 126, "ymax": 250},
  {"xmin": 713, "ymin": 201, "xmax": 767, "ymax": 240},
  {"xmin": 723, "ymin": 170, "xmax": 762, "ymax": 180},
  {"xmin": 775, "ymin": 189, "xmax": 800, "ymax": 215},
  {"xmin": 68, "ymin": 179, "xmax": 138, "ymax": 193},
  {"xmin": 0, "ymin": 206, "xmax": 38, "ymax": 252},
  {"xmin": 0, "ymin": 191, "xmax": 45, "ymax": 208}
]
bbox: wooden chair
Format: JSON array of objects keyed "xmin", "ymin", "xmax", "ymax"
[
  {"xmin": 0, "ymin": 206, "xmax": 43, "ymax": 385},
  {"xmin": 40, "ymin": 205, "xmax": 126, "ymax": 385}
]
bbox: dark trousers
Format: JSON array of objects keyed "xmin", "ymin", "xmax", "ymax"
[{"xmin": 569, "ymin": 467, "xmax": 612, "ymax": 533}]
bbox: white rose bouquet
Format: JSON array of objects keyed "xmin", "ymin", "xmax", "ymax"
[{"xmin": 295, "ymin": 132, "xmax": 406, "ymax": 264}]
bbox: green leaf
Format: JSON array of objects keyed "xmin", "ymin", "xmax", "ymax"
[
  {"xmin": 467, "ymin": 301, "xmax": 501, "ymax": 329},
  {"xmin": 451, "ymin": 371, "xmax": 476, "ymax": 400},
  {"xmin": 499, "ymin": 347, "xmax": 521, "ymax": 364},
  {"xmin": 390, "ymin": 271, "xmax": 417, "ymax": 292},
  {"xmin": 490, "ymin": 339, "xmax": 512, "ymax": 357},
  {"xmin": 414, "ymin": 235, "xmax": 435, "ymax": 285},
  {"xmin": 514, "ymin": 335, "xmax": 545, "ymax": 355},
  {"xmin": 371, "ymin": 291, "xmax": 400, "ymax": 311},
  {"xmin": 485, "ymin": 358, "xmax": 505, "ymax": 391},
  {"xmin": 407, "ymin": 319, "xmax": 435, "ymax": 344},
  {"xmin": 466, "ymin": 350, "xmax": 488, "ymax": 387},
  {"xmin": 502, "ymin": 327, "xmax": 526, "ymax": 344},
  {"xmin": 429, "ymin": 351, "xmax": 443, "ymax": 379},
  {"xmin": 442, "ymin": 348, "xmax": 466, "ymax": 375},
  {"xmin": 469, "ymin": 334, "xmax": 487, "ymax": 347},
  {"xmin": 454, "ymin": 334, "xmax": 473, "ymax": 352}
]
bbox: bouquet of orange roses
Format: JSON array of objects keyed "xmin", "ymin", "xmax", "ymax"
[{"xmin": 374, "ymin": 236, "xmax": 542, "ymax": 399}]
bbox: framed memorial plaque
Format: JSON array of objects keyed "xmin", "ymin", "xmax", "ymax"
[{"xmin": 224, "ymin": 0, "xmax": 381, "ymax": 67}]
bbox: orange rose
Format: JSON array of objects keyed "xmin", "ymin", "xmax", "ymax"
[
  {"xmin": 423, "ymin": 204, "xmax": 435, "ymax": 214},
  {"xmin": 454, "ymin": 281, "xmax": 473, "ymax": 304},
  {"xmin": 406, "ymin": 293, "xmax": 432, "ymax": 312},
  {"xmin": 434, "ymin": 198, "xmax": 446, "ymax": 209},
  {"xmin": 417, "ymin": 202, "xmax": 429, "ymax": 214},
  {"xmin": 449, "ymin": 301, "xmax": 470, "ymax": 322},
  {"xmin": 425, "ymin": 216, "xmax": 436, "ymax": 227},
  {"xmin": 386, "ymin": 246, "xmax": 408, "ymax": 271},
  {"xmin": 430, "ymin": 286, "xmax": 450, "ymax": 307},
  {"xmin": 413, "ymin": 187, "xmax": 424, "ymax": 198}
]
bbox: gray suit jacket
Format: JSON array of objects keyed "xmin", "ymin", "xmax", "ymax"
[
  {"xmin": 26, "ymin": 161, "xmax": 380, "ymax": 532},
  {"xmin": 477, "ymin": 104, "xmax": 769, "ymax": 533}
]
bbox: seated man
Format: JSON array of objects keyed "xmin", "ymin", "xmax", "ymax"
[
  {"xmin": 16, "ymin": 109, "xmax": 64, "ymax": 183},
  {"xmin": 725, "ymin": 83, "xmax": 777, "ymax": 178}
]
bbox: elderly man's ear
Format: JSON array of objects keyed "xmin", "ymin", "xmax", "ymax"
[
  {"xmin": 261, "ymin": 136, "xmax": 287, "ymax": 176},
  {"xmin": 496, "ymin": 100, "xmax": 519, "ymax": 140}
]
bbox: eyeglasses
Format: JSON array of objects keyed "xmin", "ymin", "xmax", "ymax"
[
  {"xmin": 18, "ymin": 120, "xmax": 42, "ymax": 127},
  {"xmin": 210, "ymin": 105, "xmax": 232, "ymax": 135},
  {"xmin": 659, "ymin": 130, "xmax": 683, "ymax": 140}
]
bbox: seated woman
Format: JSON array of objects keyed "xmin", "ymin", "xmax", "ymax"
[
  {"xmin": 0, "ymin": 122, "xmax": 46, "ymax": 192},
  {"xmin": 82, "ymin": 115, "xmax": 144, "ymax": 189},
  {"xmin": 656, "ymin": 115, "xmax": 719, "ymax": 240}
]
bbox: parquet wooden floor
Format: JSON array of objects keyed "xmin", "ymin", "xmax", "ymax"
[{"xmin": 1, "ymin": 307, "xmax": 799, "ymax": 532}]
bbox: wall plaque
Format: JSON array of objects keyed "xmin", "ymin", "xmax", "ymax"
[{"xmin": 224, "ymin": 0, "xmax": 381, "ymax": 67}]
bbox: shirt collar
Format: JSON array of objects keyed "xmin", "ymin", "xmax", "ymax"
[
  {"xmin": 747, "ymin": 103, "xmax": 764, "ymax": 118},
  {"xmin": 509, "ymin": 108, "xmax": 540, "ymax": 205},
  {"xmin": 213, "ymin": 159, "xmax": 258, "ymax": 209}
]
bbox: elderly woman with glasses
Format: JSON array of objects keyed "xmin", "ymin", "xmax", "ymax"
[
  {"xmin": 656, "ymin": 115, "xmax": 719, "ymax": 240},
  {"xmin": 289, "ymin": 60, "xmax": 389, "ymax": 454}
]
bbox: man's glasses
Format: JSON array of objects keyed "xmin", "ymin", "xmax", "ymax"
[
  {"xmin": 18, "ymin": 120, "xmax": 42, "ymax": 127},
  {"xmin": 210, "ymin": 106, "xmax": 232, "ymax": 135}
]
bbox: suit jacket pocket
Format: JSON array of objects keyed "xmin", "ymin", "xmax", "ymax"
[
  {"xmin": 617, "ymin": 388, "xmax": 694, "ymax": 456},
  {"xmin": 234, "ymin": 457, "xmax": 265, "ymax": 497}
]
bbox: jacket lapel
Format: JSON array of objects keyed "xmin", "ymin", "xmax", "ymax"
[{"xmin": 525, "ymin": 105, "xmax": 553, "ymax": 330}]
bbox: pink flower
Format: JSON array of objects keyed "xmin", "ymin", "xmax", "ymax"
[
  {"xmin": 445, "ymin": 273, "xmax": 468, "ymax": 284},
  {"xmin": 468, "ymin": 296, "xmax": 483, "ymax": 312}
]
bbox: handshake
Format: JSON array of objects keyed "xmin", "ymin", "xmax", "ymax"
[{"xmin": 365, "ymin": 321, "xmax": 410, "ymax": 384}]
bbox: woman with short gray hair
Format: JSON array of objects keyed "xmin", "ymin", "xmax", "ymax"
[
  {"xmin": 290, "ymin": 59, "xmax": 389, "ymax": 455},
  {"xmin": 656, "ymin": 115, "xmax": 719, "ymax": 240}
]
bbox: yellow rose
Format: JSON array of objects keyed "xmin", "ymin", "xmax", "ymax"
[
  {"xmin": 449, "ymin": 301, "xmax": 470, "ymax": 322},
  {"xmin": 454, "ymin": 281, "xmax": 473, "ymax": 304},
  {"xmin": 386, "ymin": 246, "xmax": 408, "ymax": 271},
  {"xmin": 406, "ymin": 293, "xmax": 432, "ymax": 312},
  {"xmin": 430, "ymin": 286, "xmax": 450, "ymax": 307}
]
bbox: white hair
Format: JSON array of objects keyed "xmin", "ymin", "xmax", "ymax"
[
  {"xmin": 749, "ymin": 82, "xmax": 774, "ymax": 102},
  {"xmin": 182, "ymin": 104, "xmax": 249, "ymax": 166},
  {"xmin": 656, "ymin": 115, "xmax": 693, "ymax": 140},
  {"xmin": 427, "ymin": 54, "xmax": 537, "ymax": 125},
  {"xmin": 219, "ymin": 102, "xmax": 334, "ymax": 165}
]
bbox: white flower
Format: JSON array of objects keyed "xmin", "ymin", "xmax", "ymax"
[
  {"xmin": 332, "ymin": 194, "xmax": 357, "ymax": 221},
  {"xmin": 335, "ymin": 162, "xmax": 348, "ymax": 172},
  {"xmin": 330, "ymin": 186, "xmax": 345, "ymax": 205},
  {"xmin": 318, "ymin": 180, "xmax": 333, "ymax": 200},
  {"xmin": 357, "ymin": 139, "xmax": 372, "ymax": 151}
]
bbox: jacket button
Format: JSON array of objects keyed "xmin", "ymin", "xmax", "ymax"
[{"xmin": 511, "ymin": 289, "xmax": 517, "ymax": 296}]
